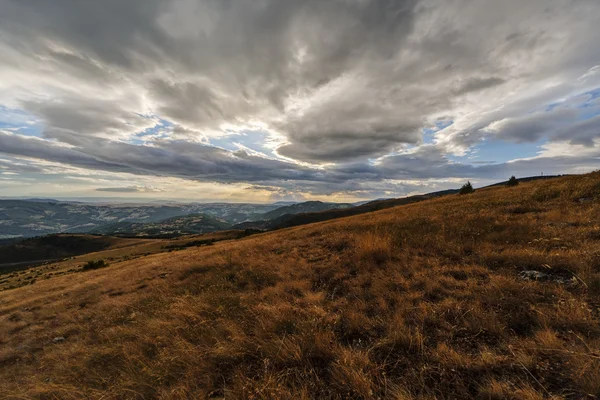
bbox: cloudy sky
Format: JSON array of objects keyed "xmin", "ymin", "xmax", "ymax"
[{"xmin": 0, "ymin": 0, "xmax": 599, "ymax": 202}]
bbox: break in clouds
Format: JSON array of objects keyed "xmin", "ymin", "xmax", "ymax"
[{"xmin": 0, "ymin": 0, "xmax": 599, "ymax": 200}]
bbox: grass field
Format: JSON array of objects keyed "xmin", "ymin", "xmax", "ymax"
[
  {"xmin": 0, "ymin": 231, "xmax": 246, "ymax": 292},
  {"xmin": 1, "ymin": 173, "xmax": 600, "ymax": 399}
]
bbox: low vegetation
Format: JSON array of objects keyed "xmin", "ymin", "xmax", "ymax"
[
  {"xmin": 81, "ymin": 259, "xmax": 110, "ymax": 271},
  {"xmin": 507, "ymin": 175, "xmax": 519, "ymax": 187},
  {"xmin": 1, "ymin": 173, "xmax": 600, "ymax": 399},
  {"xmin": 460, "ymin": 181, "xmax": 475, "ymax": 195}
]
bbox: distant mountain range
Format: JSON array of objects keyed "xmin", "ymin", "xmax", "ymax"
[
  {"xmin": 0, "ymin": 199, "xmax": 352, "ymax": 239},
  {"xmin": 91, "ymin": 202, "xmax": 356, "ymax": 238}
]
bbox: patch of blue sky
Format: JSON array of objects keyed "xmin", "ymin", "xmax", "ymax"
[
  {"xmin": 126, "ymin": 118, "xmax": 173, "ymax": 144},
  {"xmin": 579, "ymin": 107, "xmax": 600, "ymax": 120},
  {"xmin": 545, "ymin": 87, "xmax": 600, "ymax": 113},
  {"xmin": 435, "ymin": 120, "xmax": 454, "ymax": 130},
  {"xmin": 452, "ymin": 87, "xmax": 600, "ymax": 165},
  {"xmin": 210, "ymin": 130, "xmax": 279, "ymax": 158},
  {"xmin": 576, "ymin": 87, "xmax": 600, "ymax": 119},
  {"xmin": 544, "ymin": 103, "xmax": 559, "ymax": 112},
  {"xmin": 209, "ymin": 135, "xmax": 239, "ymax": 152},
  {"xmin": 135, "ymin": 118, "xmax": 173, "ymax": 138},
  {"xmin": 583, "ymin": 87, "xmax": 600, "ymax": 101},
  {"xmin": 423, "ymin": 120, "xmax": 454, "ymax": 144},
  {"xmin": 421, "ymin": 128, "xmax": 436, "ymax": 144},
  {"xmin": 0, "ymin": 106, "xmax": 43, "ymax": 137},
  {"xmin": 449, "ymin": 138, "xmax": 546, "ymax": 165},
  {"xmin": 128, "ymin": 138, "xmax": 146, "ymax": 145}
]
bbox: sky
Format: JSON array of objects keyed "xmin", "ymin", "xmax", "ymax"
[{"xmin": 0, "ymin": 0, "xmax": 599, "ymax": 203}]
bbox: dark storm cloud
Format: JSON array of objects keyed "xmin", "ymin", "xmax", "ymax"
[
  {"xmin": 0, "ymin": 157, "xmax": 48, "ymax": 175},
  {"xmin": 556, "ymin": 115, "xmax": 600, "ymax": 147},
  {"xmin": 277, "ymin": 124, "xmax": 422, "ymax": 163},
  {"xmin": 21, "ymin": 97, "xmax": 154, "ymax": 144},
  {"xmin": 453, "ymin": 77, "xmax": 506, "ymax": 96},
  {"xmin": 482, "ymin": 98, "xmax": 600, "ymax": 146},
  {"xmin": 0, "ymin": 0, "xmax": 166, "ymax": 68},
  {"xmin": 0, "ymin": 132, "xmax": 131, "ymax": 172},
  {"xmin": 0, "ymin": 131, "xmax": 319, "ymax": 184},
  {"xmin": 150, "ymin": 79, "xmax": 226, "ymax": 126},
  {"xmin": 485, "ymin": 109, "xmax": 581, "ymax": 144}
]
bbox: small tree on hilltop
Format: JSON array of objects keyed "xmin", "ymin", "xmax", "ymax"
[
  {"xmin": 459, "ymin": 181, "xmax": 474, "ymax": 195},
  {"xmin": 507, "ymin": 176, "xmax": 519, "ymax": 187}
]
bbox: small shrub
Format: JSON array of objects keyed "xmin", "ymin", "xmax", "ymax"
[
  {"xmin": 82, "ymin": 259, "xmax": 109, "ymax": 271},
  {"xmin": 506, "ymin": 176, "xmax": 519, "ymax": 187},
  {"xmin": 459, "ymin": 181, "xmax": 474, "ymax": 195}
]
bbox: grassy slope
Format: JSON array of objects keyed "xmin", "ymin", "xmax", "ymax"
[
  {"xmin": 0, "ymin": 231, "xmax": 246, "ymax": 292},
  {"xmin": 271, "ymin": 193, "xmax": 451, "ymax": 230},
  {"xmin": 1, "ymin": 174, "xmax": 600, "ymax": 399}
]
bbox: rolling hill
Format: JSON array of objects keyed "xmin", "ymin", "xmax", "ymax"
[
  {"xmin": 1, "ymin": 173, "xmax": 600, "ymax": 399},
  {"xmin": 0, "ymin": 235, "xmax": 118, "ymax": 271},
  {"xmin": 91, "ymin": 214, "xmax": 232, "ymax": 237},
  {"xmin": 259, "ymin": 201, "xmax": 353, "ymax": 220}
]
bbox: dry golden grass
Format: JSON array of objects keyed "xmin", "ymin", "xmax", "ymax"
[
  {"xmin": 1, "ymin": 173, "xmax": 600, "ymax": 399},
  {"xmin": 0, "ymin": 231, "xmax": 243, "ymax": 291}
]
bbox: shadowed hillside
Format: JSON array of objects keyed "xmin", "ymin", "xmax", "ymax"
[
  {"xmin": 1, "ymin": 173, "xmax": 600, "ymax": 399},
  {"xmin": 0, "ymin": 235, "xmax": 127, "ymax": 271},
  {"xmin": 260, "ymin": 201, "xmax": 353, "ymax": 221}
]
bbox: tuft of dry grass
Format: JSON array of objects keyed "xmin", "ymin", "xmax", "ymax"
[
  {"xmin": 355, "ymin": 230, "xmax": 394, "ymax": 267},
  {"xmin": 1, "ymin": 172, "xmax": 600, "ymax": 399}
]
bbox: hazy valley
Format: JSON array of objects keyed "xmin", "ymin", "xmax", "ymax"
[{"xmin": 0, "ymin": 199, "xmax": 354, "ymax": 240}]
